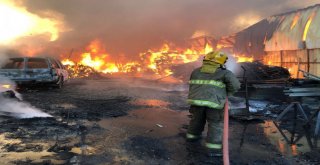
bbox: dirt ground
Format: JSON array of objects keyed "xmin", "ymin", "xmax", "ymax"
[{"xmin": 0, "ymin": 77, "xmax": 319, "ymax": 165}]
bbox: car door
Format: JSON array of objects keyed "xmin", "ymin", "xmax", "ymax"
[
  {"xmin": 58, "ymin": 60, "xmax": 69, "ymax": 81},
  {"xmin": 53, "ymin": 58, "xmax": 69, "ymax": 81}
]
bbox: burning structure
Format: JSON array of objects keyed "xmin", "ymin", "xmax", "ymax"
[
  {"xmin": 1, "ymin": 1, "xmax": 320, "ymax": 164},
  {"xmin": 218, "ymin": 4, "xmax": 320, "ymax": 78}
]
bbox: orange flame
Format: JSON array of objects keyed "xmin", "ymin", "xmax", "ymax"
[
  {"xmin": 102, "ymin": 63, "xmax": 119, "ymax": 73},
  {"xmin": 62, "ymin": 40, "xmax": 258, "ymax": 78},
  {"xmin": 80, "ymin": 53, "xmax": 105, "ymax": 71},
  {"xmin": 61, "ymin": 59, "xmax": 75, "ymax": 66},
  {"xmin": 62, "ymin": 40, "xmax": 218, "ymax": 77},
  {"xmin": 139, "ymin": 43, "xmax": 210, "ymax": 75},
  {"xmin": 204, "ymin": 43, "xmax": 213, "ymax": 54},
  {"xmin": 216, "ymin": 44, "xmax": 224, "ymax": 49},
  {"xmin": 0, "ymin": 0, "xmax": 67, "ymax": 43},
  {"xmin": 234, "ymin": 54, "xmax": 254, "ymax": 63}
]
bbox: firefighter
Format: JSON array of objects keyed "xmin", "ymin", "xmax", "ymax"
[{"xmin": 186, "ymin": 51, "xmax": 240, "ymax": 156}]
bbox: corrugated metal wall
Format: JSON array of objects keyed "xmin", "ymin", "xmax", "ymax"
[
  {"xmin": 309, "ymin": 49, "xmax": 320, "ymax": 76},
  {"xmin": 262, "ymin": 5, "xmax": 320, "ymax": 78},
  {"xmin": 218, "ymin": 4, "xmax": 320, "ymax": 79},
  {"xmin": 264, "ymin": 49, "xmax": 320, "ymax": 78},
  {"xmin": 264, "ymin": 5, "xmax": 320, "ymax": 51}
]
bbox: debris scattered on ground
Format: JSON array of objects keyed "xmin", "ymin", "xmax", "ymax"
[
  {"xmin": 2, "ymin": 143, "xmax": 43, "ymax": 152},
  {"xmin": 238, "ymin": 61, "xmax": 290, "ymax": 81},
  {"xmin": 65, "ymin": 64, "xmax": 102, "ymax": 79},
  {"xmin": 0, "ymin": 78, "xmax": 319, "ymax": 164}
]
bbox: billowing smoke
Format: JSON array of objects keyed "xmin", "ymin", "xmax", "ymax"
[
  {"xmin": 1, "ymin": 0, "xmax": 319, "ymax": 60},
  {"xmin": 0, "ymin": 97, "xmax": 52, "ymax": 118},
  {"xmin": 0, "ymin": 62, "xmax": 52, "ymax": 119},
  {"xmin": 225, "ymin": 53, "xmax": 241, "ymax": 75}
]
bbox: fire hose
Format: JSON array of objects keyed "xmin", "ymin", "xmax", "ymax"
[{"xmin": 223, "ymin": 98, "xmax": 230, "ymax": 165}]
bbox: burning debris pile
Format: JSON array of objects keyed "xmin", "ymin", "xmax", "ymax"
[
  {"xmin": 61, "ymin": 40, "xmax": 214, "ymax": 78},
  {"xmin": 64, "ymin": 63, "xmax": 102, "ymax": 79},
  {"xmin": 60, "ymin": 37, "xmax": 271, "ymax": 80}
]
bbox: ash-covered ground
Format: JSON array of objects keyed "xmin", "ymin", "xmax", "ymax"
[{"xmin": 0, "ymin": 77, "xmax": 319, "ymax": 165}]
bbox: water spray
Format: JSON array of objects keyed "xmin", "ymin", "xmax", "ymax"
[{"xmin": 0, "ymin": 76, "xmax": 52, "ymax": 119}]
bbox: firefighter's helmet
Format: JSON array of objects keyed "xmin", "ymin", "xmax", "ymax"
[{"xmin": 204, "ymin": 51, "xmax": 228, "ymax": 65}]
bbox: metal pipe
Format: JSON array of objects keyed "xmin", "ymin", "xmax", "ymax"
[{"xmin": 291, "ymin": 105, "xmax": 297, "ymax": 144}]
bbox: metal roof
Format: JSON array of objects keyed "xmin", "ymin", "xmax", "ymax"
[{"xmin": 218, "ymin": 4, "xmax": 320, "ymax": 56}]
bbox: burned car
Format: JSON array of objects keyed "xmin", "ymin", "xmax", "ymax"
[{"xmin": 0, "ymin": 57, "xmax": 69, "ymax": 88}]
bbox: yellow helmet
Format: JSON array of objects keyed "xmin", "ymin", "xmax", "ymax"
[{"xmin": 204, "ymin": 51, "xmax": 228, "ymax": 65}]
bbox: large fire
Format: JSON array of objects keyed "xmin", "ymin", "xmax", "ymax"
[
  {"xmin": 61, "ymin": 39, "xmax": 257, "ymax": 78},
  {"xmin": 139, "ymin": 43, "xmax": 212, "ymax": 75},
  {"xmin": 62, "ymin": 40, "xmax": 215, "ymax": 77},
  {"xmin": 0, "ymin": 0, "xmax": 67, "ymax": 43}
]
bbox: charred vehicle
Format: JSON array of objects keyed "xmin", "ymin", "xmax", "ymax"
[{"xmin": 0, "ymin": 57, "xmax": 69, "ymax": 88}]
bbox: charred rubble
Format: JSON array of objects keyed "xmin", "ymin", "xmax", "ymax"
[{"xmin": 64, "ymin": 64, "xmax": 102, "ymax": 79}]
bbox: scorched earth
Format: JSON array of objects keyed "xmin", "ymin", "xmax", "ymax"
[{"xmin": 0, "ymin": 77, "xmax": 319, "ymax": 165}]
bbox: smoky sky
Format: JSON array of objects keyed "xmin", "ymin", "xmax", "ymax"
[{"xmin": 16, "ymin": 0, "xmax": 320, "ymax": 59}]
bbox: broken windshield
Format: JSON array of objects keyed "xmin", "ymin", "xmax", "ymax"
[
  {"xmin": 27, "ymin": 58, "xmax": 48, "ymax": 69},
  {"xmin": 1, "ymin": 58, "xmax": 24, "ymax": 69}
]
